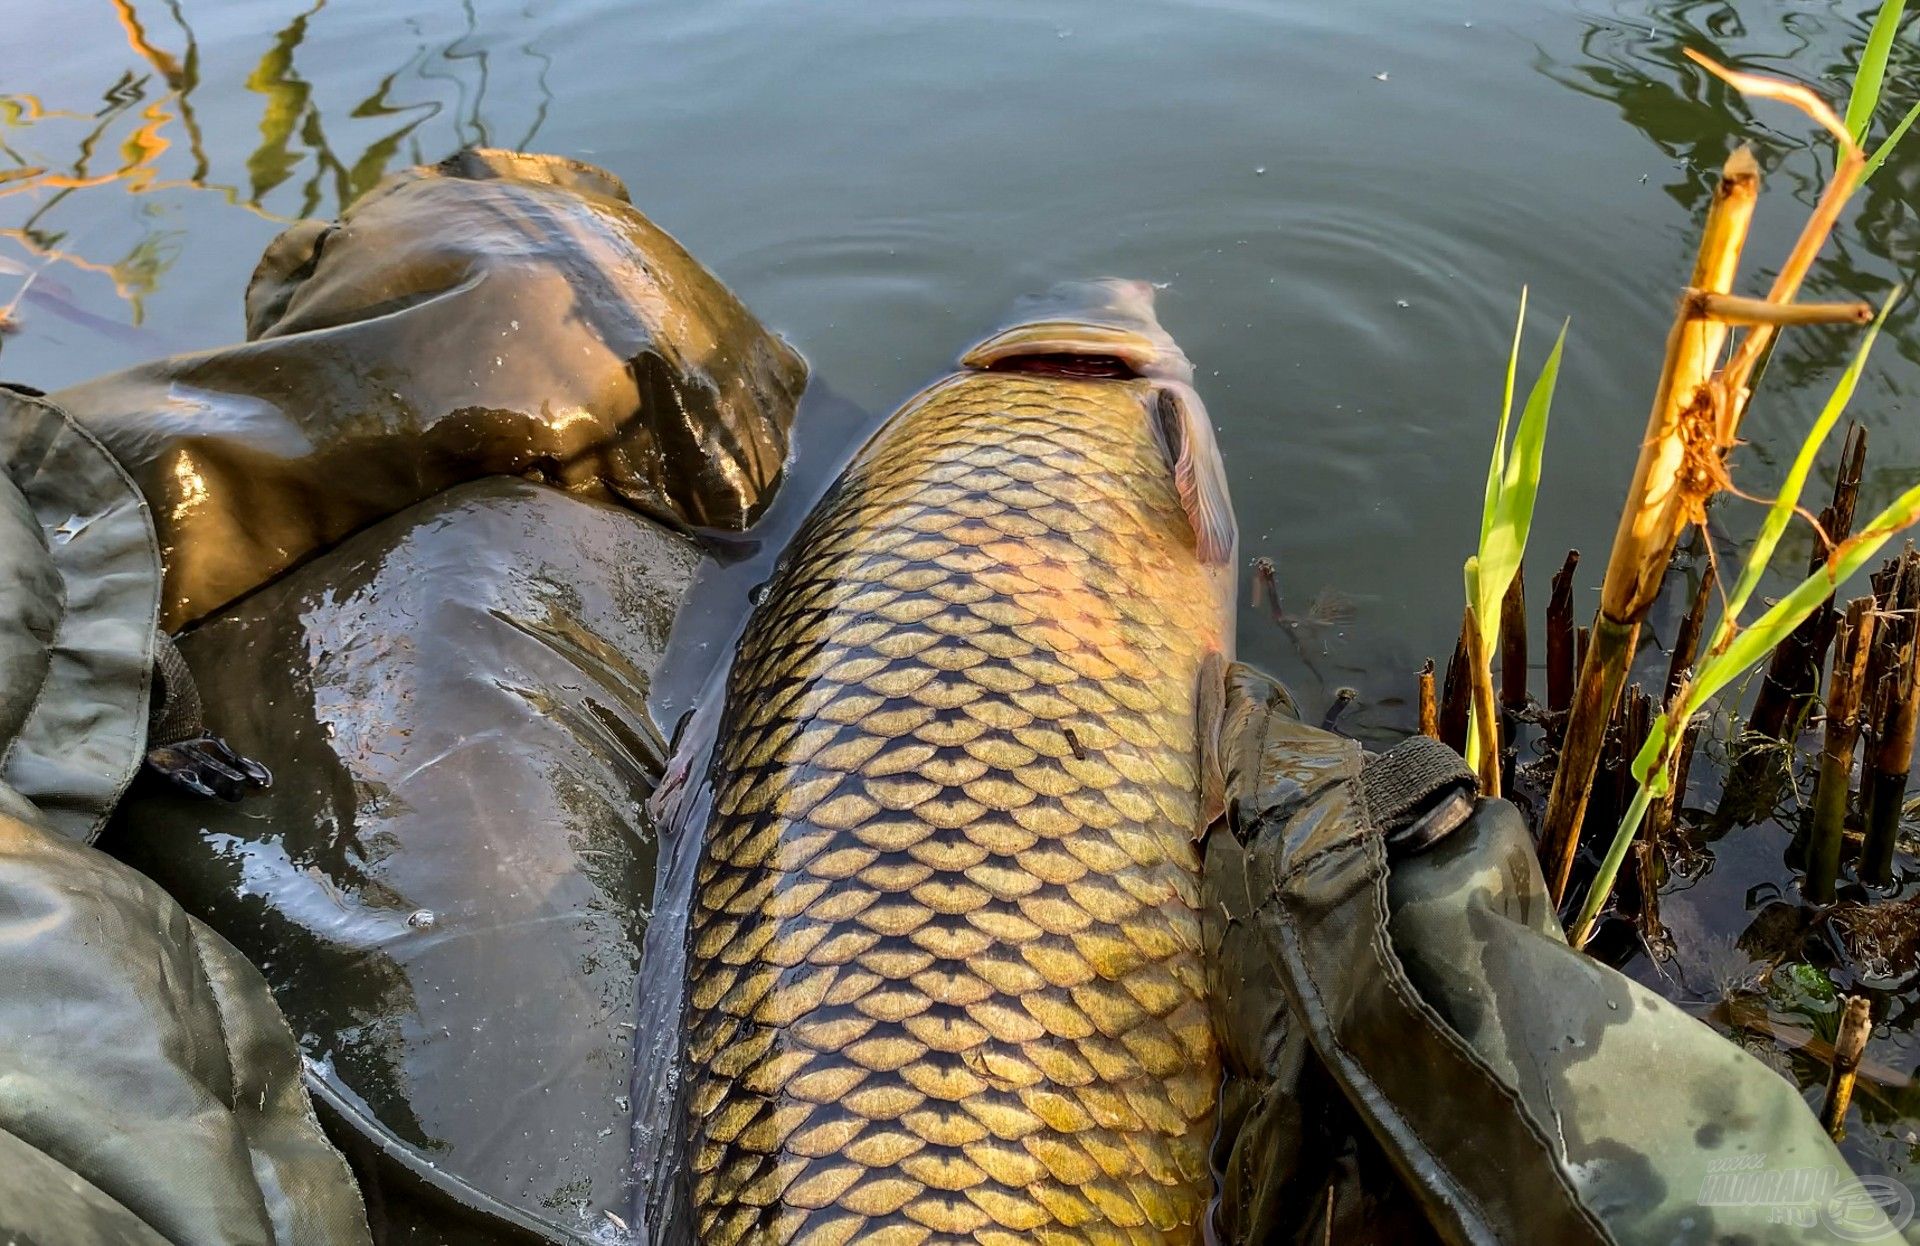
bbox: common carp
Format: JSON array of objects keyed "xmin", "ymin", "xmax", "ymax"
[{"xmin": 684, "ymin": 280, "xmax": 1236, "ymax": 1245}]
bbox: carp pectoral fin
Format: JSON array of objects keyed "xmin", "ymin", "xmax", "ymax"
[
  {"xmin": 1194, "ymin": 650, "xmax": 1229, "ymax": 843},
  {"xmin": 1152, "ymin": 382, "xmax": 1237, "ymax": 566},
  {"xmin": 647, "ymin": 688, "xmax": 726, "ymax": 839}
]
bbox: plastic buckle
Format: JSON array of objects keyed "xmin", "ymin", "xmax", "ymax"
[
  {"xmin": 145, "ymin": 734, "xmax": 273, "ymax": 802},
  {"xmin": 1385, "ymin": 787, "xmax": 1477, "ymax": 859}
]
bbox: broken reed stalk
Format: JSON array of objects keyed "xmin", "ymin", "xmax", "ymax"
[
  {"xmin": 1821, "ymin": 995, "xmax": 1874, "ymax": 1140},
  {"xmin": 1439, "ymin": 614, "xmax": 1472, "ymax": 754},
  {"xmin": 1619, "ymin": 687, "xmax": 1653, "ymax": 820},
  {"xmin": 1650, "ymin": 562, "xmax": 1717, "ymax": 842},
  {"xmin": 1500, "ymin": 564, "xmax": 1528, "ymax": 713},
  {"xmin": 1697, "ymin": 293, "xmax": 1875, "ymax": 326},
  {"xmin": 1809, "ymin": 596, "xmax": 1876, "ymax": 903},
  {"xmin": 1750, "ymin": 424, "xmax": 1869, "ymax": 739},
  {"xmin": 1547, "ymin": 551, "xmax": 1580, "ymax": 717},
  {"xmin": 1538, "ymin": 144, "xmax": 1761, "ymax": 903},
  {"xmin": 1250, "ymin": 556, "xmax": 1283, "ymax": 624},
  {"xmin": 1612, "ymin": 687, "xmax": 1668, "ymax": 952},
  {"xmin": 1862, "ymin": 546, "xmax": 1920, "ymax": 882},
  {"xmin": 1464, "ymin": 604, "xmax": 1502, "ymax": 798},
  {"xmin": 1629, "ymin": 833, "xmax": 1670, "ymax": 955},
  {"xmin": 1665, "ymin": 564, "xmax": 1717, "ymax": 703},
  {"xmin": 1700, "ymin": 54, "xmax": 1871, "ymax": 428},
  {"xmin": 1656, "ymin": 718, "xmax": 1704, "ymax": 845},
  {"xmin": 1418, "ymin": 659, "xmax": 1439, "ymax": 740}
]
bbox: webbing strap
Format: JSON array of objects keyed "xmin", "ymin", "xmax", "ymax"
[
  {"xmin": 147, "ymin": 630, "xmax": 204, "ymax": 746},
  {"xmin": 1362, "ymin": 735, "xmax": 1477, "ymax": 856}
]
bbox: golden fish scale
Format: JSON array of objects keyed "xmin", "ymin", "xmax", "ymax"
[{"xmin": 688, "ymin": 372, "xmax": 1223, "ymax": 1246}]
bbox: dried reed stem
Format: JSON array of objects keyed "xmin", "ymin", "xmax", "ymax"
[
  {"xmin": 1821, "ymin": 995, "xmax": 1873, "ymax": 1139},
  {"xmin": 1547, "ymin": 551, "xmax": 1581, "ymax": 717},
  {"xmin": 1538, "ymin": 146, "xmax": 1759, "ymax": 902},
  {"xmin": 1809, "ymin": 596, "xmax": 1876, "ymax": 903},
  {"xmin": 1750, "ymin": 424, "xmax": 1869, "ymax": 739},
  {"xmin": 1665, "ymin": 563, "xmax": 1717, "ymax": 703},
  {"xmin": 1418, "ymin": 659, "xmax": 1439, "ymax": 740},
  {"xmin": 1648, "ymin": 563, "xmax": 1718, "ymax": 842},
  {"xmin": 1695, "ymin": 291, "xmax": 1873, "ymax": 326},
  {"xmin": 1862, "ymin": 547, "xmax": 1920, "ymax": 882},
  {"xmin": 1439, "ymin": 613, "xmax": 1472, "ymax": 754},
  {"xmin": 1500, "ymin": 564, "xmax": 1529, "ymax": 712}
]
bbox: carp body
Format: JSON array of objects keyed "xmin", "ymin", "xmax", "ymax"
[{"xmin": 682, "ymin": 280, "xmax": 1236, "ymax": 1245}]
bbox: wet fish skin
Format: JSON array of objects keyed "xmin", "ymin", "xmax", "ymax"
[{"xmin": 686, "ymin": 338, "xmax": 1232, "ymax": 1244}]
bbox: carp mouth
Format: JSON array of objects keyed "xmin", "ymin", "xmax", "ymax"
[
  {"xmin": 959, "ymin": 278, "xmax": 1195, "ymax": 383},
  {"xmin": 975, "ymin": 349, "xmax": 1143, "ymax": 380}
]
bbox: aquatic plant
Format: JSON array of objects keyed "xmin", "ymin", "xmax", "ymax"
[
  {"xmin": 1462, "ymin": 289, "xmax": 1564, "ymax": 794},
  {"xmin": 1569, "ymin": 292, "xmax": 1906, "ymax": 946},
  {"xmin": 1532, "ymin": 4, "xmax": 1920, "ymax": 921},
  {"xmin": 1441, "ymin": 0, "xmax": 1920, "ymax": 941},
  {"xmin": 1857, "ymin": 0, "xmax": 1920, "ymax": 181}
]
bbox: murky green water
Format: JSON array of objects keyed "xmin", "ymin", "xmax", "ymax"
[{"xmin": 8, "ymin": 0, "xmax": 1920, "ymax": 1208}]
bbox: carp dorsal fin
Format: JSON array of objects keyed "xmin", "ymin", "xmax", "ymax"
[
  {"xmin": 1194, "ymin": 650, "xmax": 1229, "ymax": 844},
  {"xmin": 1153, "ymin": 382, "xmax": 1236, "ymax": 567}
]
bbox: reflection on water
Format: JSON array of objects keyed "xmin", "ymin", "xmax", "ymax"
[
  {"xmin": 0, "ymin": 0, "xmax": 553, "ymax": 334},
  {"xmin": 1551, "ymin": 0, "xmax": 1920, "ymax": 380}
]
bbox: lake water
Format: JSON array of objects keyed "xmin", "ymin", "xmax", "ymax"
[{"xmin": 7, "ymin": 0, "xmax": 1920, "ymax": 1214}]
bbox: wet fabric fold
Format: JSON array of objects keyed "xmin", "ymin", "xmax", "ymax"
[
  {"xmin": 0, "ymin": 804, "xmax": 372, "ymax": 1246},
  {"xmin": 0, "ymin": 386, "xmax": 160, "ymax": 842},
  {"xmin": 0, "ymin": 386, "xmax": 366, "ymax": 1245},
  {"xmin": 104, "ymin": 477, "xmax": 701, "ymax": 1243},
  {"xmin": 1206, "ymin": 661, "xmax": 1909, "ymax": 1245},
  {"xmin": 52, "ymin": 148, "xmax": 806, "ymax": 631}
]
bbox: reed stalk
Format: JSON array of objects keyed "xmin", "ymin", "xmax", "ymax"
[
  {"xmin": 1418, "ymin": 658, "xmax": 1439, "ymax": 740},
  {"xmin": 1500, "ymin": 564, "xmax": 1529, "ymax": 713},
  {"xmin": 1439, "ymin": 612, "xmax": 1472, "ymax": 754},
  {"xmin": 1649, "ymin": 563, "xmax": 1717, "ymax": 843},
  {"xmin": 1861, "ymin": 548, "xmax": 1920, "ymax": 882},
  {"xmin": 1544, "ymin": 52, "xmax": 1886, "ymax": 905},
  {"xmin": 1538, "ymin": 143, "xmax": 1760, "ymax": 902},
  {"xmin": 1546, "ymin": 551, "xmax": 1580, "ymax": 716},
  {"xmin": 1808, "ymin": 596, "xmax": 1876, "ymax": 903},
  {"xmin": 1664, "ymin": 563, "xmax": 1717, "ymax": 704},
  {"xmin": 1749, "ymin": 425, "xmax": 1869, "ymax": 740},
  {"xmin": 1822, "ymin": 996, "xmax": 1874, "ymax": 1139}
]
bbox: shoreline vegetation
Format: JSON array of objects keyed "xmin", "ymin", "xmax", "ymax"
[{"xmin": 1434, "ymin": 1, "xmax": 1920, "ymax": 1137}]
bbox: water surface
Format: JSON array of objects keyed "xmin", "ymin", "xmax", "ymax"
[{"xmin": 8, "ymin": 0, "xmax": 1920, "ymax": 1205}]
